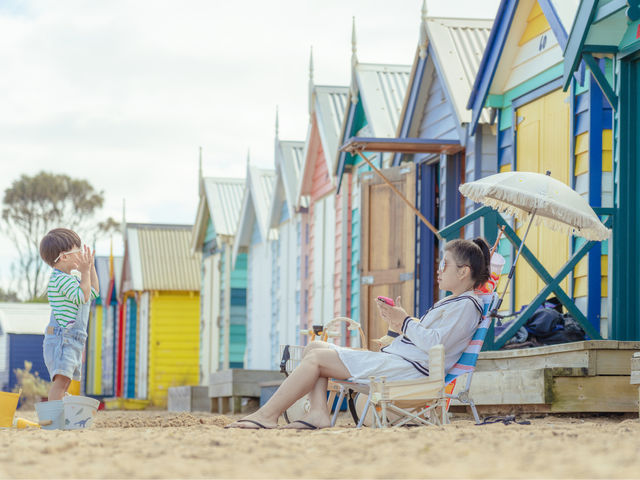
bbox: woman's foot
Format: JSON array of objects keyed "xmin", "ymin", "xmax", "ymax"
[
  {"xmin": 225, "ymin": 411, "xmax": 278, "ymax": 429},
  {"xmin": 278, "ymin": 411, "xmax": 331, "ymax": 430}
]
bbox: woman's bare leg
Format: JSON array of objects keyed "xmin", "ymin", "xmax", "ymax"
[{"xmin": 226, "ymin": 346, "xmax": 350, "ymax": 429}]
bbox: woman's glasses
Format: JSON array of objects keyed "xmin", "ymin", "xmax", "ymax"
[{"xmin": 438, "ymin": 257, "xmax": 470, "ymax": 273}]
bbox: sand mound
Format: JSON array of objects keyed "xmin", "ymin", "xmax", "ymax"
[{"xmin": 94, "ymin": 412, "xmax": 233, "ymax": 428}]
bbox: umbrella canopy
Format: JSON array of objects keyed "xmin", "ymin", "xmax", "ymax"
[{"xmin": 459, "ymin": 171, "xmax": 610, "ymax": 241}]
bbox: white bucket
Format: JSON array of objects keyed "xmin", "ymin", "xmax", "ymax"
[
  {"xmin": 490, "ymin": 252, "xmax": 506, "ymax": 276},
  {"xmin": 63, "ymin": 395, "xmax": 100, "ymax": 430},
  {"xmin": 35, "ymin": 400, "xmax": 65, "ymax": 430}
]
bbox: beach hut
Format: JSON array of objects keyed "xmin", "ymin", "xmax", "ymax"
[
  {"xmin": 119, "ymin": 223, "xmax": 201, "ymax": 407},
  {"xmin": 562, "ymin": 0, "xmax": 640, "ymax": 340},
  {"xmin": 390, "ymin": 6, "xmax": 494, "ymax": 312},
  {"xmin": 84, "ymin": 254, "xmax": 123, "ymax": 397},
  {"xmin": 0, "ymin": 303, "xmax": 51, "ymax": 391},
  {"xmin": 466, "ymin": 0, "xmax": 613, "ymax": 335},
  {"xmin": 297, "ymin": 51, "xmax": 349, "ymax": 341},
  {"xmin": 267, "ymin": 112, "xmax": 305, "ymax": 353},
  {"xmin": 232, "ymin": 164, "xmax": 276, "ymax": 369},
  {"xmin": 191, "ymin": 174, "xmax": 246, "ymax": 383},
  {"xmin": 334, "ymin": 20, "xmax": 410, "ymax": 346}
]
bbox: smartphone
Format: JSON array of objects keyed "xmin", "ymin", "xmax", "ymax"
[{"xmin": 377, "ymin": 296, "xmax": 395, "ymax": 306}]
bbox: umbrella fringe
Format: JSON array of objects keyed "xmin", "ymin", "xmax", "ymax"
[{"xmin": 460, "ymin": 183, "xmax": 611, "ymax": 242}]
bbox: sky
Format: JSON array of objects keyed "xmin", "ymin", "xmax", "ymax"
[{"xmin": 0, "ymin": 0, "xmax": 500, "ymax": 294}]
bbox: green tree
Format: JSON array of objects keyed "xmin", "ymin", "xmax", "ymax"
[{"xmin": 1, "ymin": 171, "xmax": 118, "ymax": 300}]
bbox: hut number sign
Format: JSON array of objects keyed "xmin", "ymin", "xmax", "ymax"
[{"xmin": 628, "ymin": 0, "xmax": 640, "ymax": 22}]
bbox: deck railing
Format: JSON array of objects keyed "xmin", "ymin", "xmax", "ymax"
[{"xmin": 438, "ymin": 206, "xmax": 614, "ymax": 350}]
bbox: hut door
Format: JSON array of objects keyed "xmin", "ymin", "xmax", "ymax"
[
  {"xmin": 360, "ymin": 163, "xmax": 416, "ymax": 350},
  {"xmin": 515, "ymin": 88, "xmax": 570, "ymax": 311}
]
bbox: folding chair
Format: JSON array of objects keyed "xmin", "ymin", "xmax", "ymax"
[{"xmin": 330, "ymin": 293, "xmax": 496, "ymax": 428}]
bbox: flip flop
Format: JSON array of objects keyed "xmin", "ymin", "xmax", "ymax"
[
  {"xmin": 224, "ymin": 419, "xmax": 273, "ymax": 429},
  {"xmin": 280, "ymin": 420, "xmax": 319, "ymax": 430}
]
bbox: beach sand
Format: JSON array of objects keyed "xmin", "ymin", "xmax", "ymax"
[{"xmin": 0, "ymin": 410, "xmax": 639, "ymax": 478}]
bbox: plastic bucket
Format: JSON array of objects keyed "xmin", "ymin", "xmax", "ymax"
[
  {"xmin": 490, "ymin": 252, "xmax": 506, "ymax": 276},
  {"xmin": 0, "ymin": 391, "xmax": 20, "ymax": 428},
  {"xmin": 63, "ymin": 395, "xmax": 100, "ymax": 430},
  {"xmin": 35, "ymin": 400, "xmax": 65, "ymax": 430}
]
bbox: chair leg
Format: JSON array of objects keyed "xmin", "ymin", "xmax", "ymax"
[
  {"xmin": 469, "ymin": 398, "xmax": 481, "ymax": 424},
  {"xmin": 357, "ymin": 393, "xmax": 372, "ymax": 428},
  {"xmin": 331, "ymin": 387, "xmax": 346, "ymax": 427}
]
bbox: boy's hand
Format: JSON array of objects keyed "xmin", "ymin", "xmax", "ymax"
[
  {"xmin": 76, "ymin": 245, "xmax": 93, "ymax": 274},
  {"xmin": 376, "ymin": 296, "xmax": 409, "ymax": 332}
]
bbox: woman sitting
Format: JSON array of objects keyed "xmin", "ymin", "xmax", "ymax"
[{"xmin": 226, "ymin": 237, "xmax": 491, "ymax": 430}]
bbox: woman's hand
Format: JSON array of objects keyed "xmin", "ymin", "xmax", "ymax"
[{"xmin": 376, "ymin": 296, "xmax": 409, "ymax": 332}]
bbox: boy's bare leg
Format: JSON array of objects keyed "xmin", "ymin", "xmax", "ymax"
[
  {"xmin": 48, "ymin": 374, "xmax": 71, "ymax": 401},
  {"xmin": 227, "ymin": 348, "xmax": 350, "ymax": 429}
]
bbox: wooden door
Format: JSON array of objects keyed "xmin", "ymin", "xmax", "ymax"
[
  {"xmin": 515, "ymin": 88, "xmax": 570, "ymax": 310},
  {"xmin": 360, "ymin": 163, "xmax": 416, "ymax": 350}
]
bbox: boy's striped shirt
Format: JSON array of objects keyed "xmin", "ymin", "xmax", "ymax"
[{"xmin": 48, "ymin": 269, "xmax": 98, "ymax": 328}]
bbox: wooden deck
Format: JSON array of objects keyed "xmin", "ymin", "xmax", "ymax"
[{"xmin": 450, "ymin": 341, "xmax": 640, "ymax": 414}]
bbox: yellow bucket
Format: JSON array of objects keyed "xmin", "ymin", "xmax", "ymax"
[
  {"xmin": 68, "ymin": 380, "xmax": 81, "ymax": 396},
  {"xmin": 0, "ymin": 391, "xmax": 21, "ymax": 428}
]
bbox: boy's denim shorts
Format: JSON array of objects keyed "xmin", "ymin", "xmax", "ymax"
[{"xmin": 43, "ymin": 326, "xmax": 87, "ymax": 382}]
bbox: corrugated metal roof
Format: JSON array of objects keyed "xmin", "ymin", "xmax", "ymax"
[
  {"xmin": 252, "ymin": 166, "xmax": 276, "ymax": 237},
  {"xmin": 356, "ymin": 63, "xmax": 411, "ymax": 138},
  {"xmin": 126, "ymin": 224, "xmax": 201, "ymax": 292},
  {"xmin": 269, "ymin": 139, "xmax": 305, "ymax": 227},
  {"xmin": 203, "ymin": 177, "xmax": 245, "ymax": 237},
  {"xmin": 426, "ymin": 17, "xmax": 493, "ymax": 124},
  {"xmin": 313, "ymin": 85, "xmax": 349, "ymax": 173},
  {"xmin": 0, "ymin": 303, "xmax": 51, "ymax": 335}
]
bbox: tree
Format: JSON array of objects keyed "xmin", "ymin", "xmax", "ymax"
[
  {"xmin": 0, "ymin": 287, "xmax": 19, "ymax": 302},
  {"xmin": 1, "ymin": 171, "xmax": 118, "ymax": 300}
]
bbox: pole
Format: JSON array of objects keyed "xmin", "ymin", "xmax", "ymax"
[
  {"xmin": 492, "ymin": 209, "xmax": 537, "ymax": 314},
  {"xmin": 354, "ymin": 150, "xmax": 442, "ymax": 240}
]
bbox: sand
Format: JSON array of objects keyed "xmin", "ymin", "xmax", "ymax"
[{"xmin": 0, "ymin": 410, "xmax": 639, "ymax": 479}]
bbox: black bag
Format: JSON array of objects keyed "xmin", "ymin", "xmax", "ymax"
[{"xmin": 524, "ymin": 308, "xmax": 586, "ymax": 345}]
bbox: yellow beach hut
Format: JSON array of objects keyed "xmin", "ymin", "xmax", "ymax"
[{"xmin": 120, "ymin": 223, "xmax": 201, "ymax": 407}]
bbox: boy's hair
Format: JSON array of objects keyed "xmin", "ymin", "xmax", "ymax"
[{"xmin": 40, "ymin": 228, "xmax": 82, "ymax": 267}]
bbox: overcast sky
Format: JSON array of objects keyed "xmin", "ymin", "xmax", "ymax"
[{"xmin": 0, "ymin": 0, "xmax": 499, "ymax": 293}]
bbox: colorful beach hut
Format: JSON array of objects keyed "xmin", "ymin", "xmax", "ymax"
[
  {"xmin": 562, "ymin": 0, "xmax": 640, "ymax": 340},
  {"xmin": 267, "ymin": 113, "xmax": 304, "ymax": 353},
  {"xmin": 191, "ymin": 174, "xmax": 246, "ymax": 382},
  {"xmin": 466, "ymin": 0, "xmax": 613, "ymax": 336},
  {"xmin": 297, "ymin": 51, "xmax": 349, "ymax": 341},
  {"xmin": 334, "ymin": 20, "xmax": 410, "ymax": 346},
  {"xmin": 119, "ymin": 223, "xmax": 201, "ymax": 407},
  {"xmin": 0, "ymin": 303, "xmax": 50, "ymax": 391},
  {"xmin": 393, "ymin": 7, "xmax": 494, "ymax": 312},
  {"xmin": 232, "ymin": 164, "xmax": 276, "ymax": 369},
  {"xmin": 85, "ymin": 254, "xmax": 123, "ymax": 397}
]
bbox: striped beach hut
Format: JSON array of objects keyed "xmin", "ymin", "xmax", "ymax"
[
  {"xmin": 297, "ymin": 51, "xmax": 349, "ymax": 341},
  {"xmin": 393, "ymin": 6, "xmax": 495, "ymax": 311},
  {"xmin": 84, "ymin": 254, "xmax": 123, "ymax": 397},
  {"xmin": 466, "ymin": 0, "xmax": 612, "ymax": 335},
  {"xmin": 0, "ymin": 303, "xmax": 50, "ymax": 392},
  {"xmin": 233, "ymin": 164, "xmax": 276, "ymax": 369},
  {"xmin": 562, "ymin": 0, "xmax": 640, "ymax": 340},
  {"xmin": 267, "ymin": 112, "xmax": 304, "ymax": 357},
  {"xmin": 334, "ymin": 20, "xmax": 410, "ymax": 347},
  {"xmin": 119, "ymin": 223, "xmax": 201, "ymax": 407},
  {"xmin": 191, "ymin": 174, "xmax": 246, "ymax": 383}
]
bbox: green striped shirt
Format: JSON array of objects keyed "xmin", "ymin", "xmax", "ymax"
[{"xmin": 48, "ymin": 269, "xmax": 99, "ymax": 328}]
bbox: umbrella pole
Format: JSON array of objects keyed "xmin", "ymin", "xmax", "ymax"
[{"xmin": 493, "ymin": 209, "xmax": 537, "ymax": 314}]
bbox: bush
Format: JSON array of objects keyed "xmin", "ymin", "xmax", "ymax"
[{"xmin": 13, "ymin": 361, "xmax": 50, "ymax": 409}]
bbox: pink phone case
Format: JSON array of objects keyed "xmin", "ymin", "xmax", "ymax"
[{"xmin": 377, "ymin": 296, "xmax": 395, "ymax": 306}]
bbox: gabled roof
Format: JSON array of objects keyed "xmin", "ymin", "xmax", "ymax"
[
  {"xmin": 191, "ymin": 177, "xmax": 244, "ymax": 254},
  {"xmin": 396, "ymin": 15, "xmax": 493, "ymax": 148},
  {"xmin": 0, "ymin": 303, "xmax": 51, "ymax": 335},
  {"xmin": 268, "ymin": 139, "xmax": 305, "ymax": 228},
  {"xmin": 312, "ymin": 85, "xmax": 349, "ymax": 175},
  {"xmin": 233, "ymin": 165, "xmax": 276, "ymax": 265},
  {"xmin": 123, "ymin": 223, "xmax": 201, "ymax": 292},
  {"xmin": 467, "ymin": 0, "xmax": 580, "ymax": 134}
]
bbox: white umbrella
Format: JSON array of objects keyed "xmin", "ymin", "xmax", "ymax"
[{"xmin": 458, "ymin": 170, "xmax": 611, "ymax": 313}]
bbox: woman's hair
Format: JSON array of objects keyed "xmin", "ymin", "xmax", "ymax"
[{"xmin": 444, "ymin": 237, "xmax": 491, "ymax": 289}]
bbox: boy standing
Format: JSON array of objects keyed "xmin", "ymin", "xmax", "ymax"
[{"xmin": 39, "ymin": 228, "xmax": 99, "ymax": 400}]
